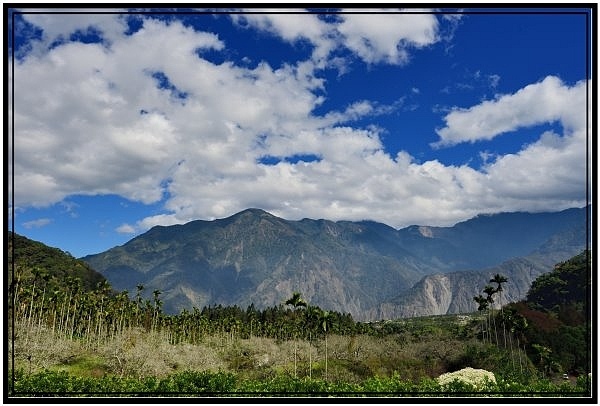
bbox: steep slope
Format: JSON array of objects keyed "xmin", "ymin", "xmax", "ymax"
[
  {"xmin": 8, "ymin": 231, "xmax": 108, "ymax": 292},
  {"xmin": 512, "ymin": 250, "xmax": 591, "ymax": 375},
  {"xmin": 371, "ymin": 222, "xmax": 588, "ymax": 319},
  {"xmin": 82, "ymin": 206, "xmax": 588, "ymax": 320}
]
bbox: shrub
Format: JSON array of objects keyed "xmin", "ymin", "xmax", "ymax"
[{"xmin": 436, "ymin": 367, "xmax": 496, "ymax": 391}]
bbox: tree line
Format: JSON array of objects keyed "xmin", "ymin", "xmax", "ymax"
[{"xmin": 9, "ymin": 264, "xmax": 366, "ymax": 350}]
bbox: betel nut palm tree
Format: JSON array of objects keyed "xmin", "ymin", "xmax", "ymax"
[
  {"xmin": 285, "ymin": 292, "xmax": 307, "ymax": 378},
  {"xmin": 483, "ymin": 284, "xmax": 499, "ymax": 345},
  {"xmin": 285, "ymin": 292, "xmax": 308, "ymax": 310},
  {"xmin": 318, "ymin": 309, "xmax": 332, "ymax": 381},
  {"xmin": 490, "ymin": 274, "xmax": 509, "ymax": 348},
  {"xmin": 473, "ymin": 294, "xmax": 490, "ymax": 343}
]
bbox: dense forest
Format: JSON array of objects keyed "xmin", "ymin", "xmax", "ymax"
[
  {"xmin": 6, "ymin": 232, "xmax": 593, "ymax": 397},
  {"xmin": 507, "ymin": 250, "xmax": 591, "ymax": 376}
]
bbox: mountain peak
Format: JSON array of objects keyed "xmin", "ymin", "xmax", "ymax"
[
  {"xmin": 210, "ymin": 208, "xmax": 281, "ymax": 229},
  {"xmin": 226, "ymin": 208, "xmax": 279, "ymax": 222},
  {"xmin": 236, "ymin": 208, "xmax": 273, "ymax": 217}
]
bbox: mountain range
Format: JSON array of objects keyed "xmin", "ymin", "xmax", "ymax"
[{"xmin": 82, "ymin": 206, "xmax": 589, "ymax": 321}]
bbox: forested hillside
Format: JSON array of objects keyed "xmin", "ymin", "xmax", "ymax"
[
  {"xmin": 503, "ymin": 250, "xmax": 591, "ymax": 376},
  {"xmin": 8, "ymin": 231, "xmax": 107, "ymax": 293}
]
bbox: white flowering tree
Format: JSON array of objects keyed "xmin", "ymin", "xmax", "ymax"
[{"xmin": 437, "ymin": 367, "xmax": 496, "ymax": 391}]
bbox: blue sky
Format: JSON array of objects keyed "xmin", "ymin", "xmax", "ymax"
[{"xmin": 8, "ymin": 6, "xmax": 592, "ymax": 257}]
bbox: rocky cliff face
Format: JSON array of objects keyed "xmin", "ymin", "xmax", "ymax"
[
  {"xmin": 369, "ymin": 223, "xmax": 588, "ymax": 319},
  {"xmin": 82, "ymin": 206, "xmax": 589, "ymax": 321}
]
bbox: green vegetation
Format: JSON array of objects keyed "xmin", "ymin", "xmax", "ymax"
[
  {"xmin": 6, "ymin": 232, "xmax": 592, "ymax": 398},
  {"xmin": 504, "ymin": 250, "xmax": 591, "ymax": 377},
  {"xmin": 470, "ymin": 251, "xmax": 592, "ymax": 380},
  {"xmin": 8, "ymin": 232, "xmax": 106, "ymax": 293},
  {"xmin": 527, "ymin": 250, "xmax": 590, "ymax": 312},
  {"xmin": 9, "ymin": 368, "xmax": 591, "ymax": 397}
]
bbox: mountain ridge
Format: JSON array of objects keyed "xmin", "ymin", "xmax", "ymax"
[{"xmin": 82, "ymin": 206, "xmax": 589, "ymax": 321}]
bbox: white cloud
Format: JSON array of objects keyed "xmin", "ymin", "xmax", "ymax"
[
  {"xmin": 483, "ymin": 128, "xmax": 587, "ymax": 204},
  {"xmin": 23, "ymin": 218, "xmax": 53, "ymax": 229},
  {"xmin": 60, "ymin": 200, "xmax": 79, "ymax": 218},
  {"xmin": 488, "ymin": 74, "xmax": 500, "ymax": 89},
  {"xmin": 322, "ymin": 99, "xmax": 402, "ymax": 125},
  {"xmin": 427, "ymin": 76, "xmax": 589, "ymax": 215},
  {"xmin": 231, "ymin": 10, "xmax": 328, "ymax": 43},
  {"xmin": 11, "ymin": 17, "xmax": 226, "ymax": 207},
  {"xmin": 433, "ymin": 76, "xmax": 586, "ymax": 147},
  {"xmin": 116, "ymin": 223, "xmax": 136, "ymax": 234},
  {"xmin": 10, "ymin": 13, "xmax": 589, "ymax": 235},
  {"xmin": 337, "ymin": 10, "xmax": 440, "ymax": 65},
  {"xmin": 116, "ymin": 213, "xmax": 186, "ymax": 235},
  {"xmin": 18, "ymin": 12, "xmax": 129, "ymax": 56},
  {"xmin": 232, "ymin": 9, "xmax": 440, "ymax": 67},
  {"xmin": 230, "ymin": 11, "xmax": 336, "ymax": 69},
  {"xmin": 138, "ymin": 214, "xmax": 185, "ymax": 230}
]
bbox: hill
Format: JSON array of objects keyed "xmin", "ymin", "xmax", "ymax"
[
  {"xmin": 8, "ymin": 231, "xmax": 107, "ymax": 293},
  {"xmin": 507, "ymin": 250, "xmax": 592, "ymax": 375},
  {"xmin": 81, "ymin": 206, "xmax": 588, "ymax": 320}
]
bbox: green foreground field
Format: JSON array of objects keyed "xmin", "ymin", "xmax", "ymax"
[{"xmin": 9, "ymin": 368, "xmax": 591, "ymax": 397}]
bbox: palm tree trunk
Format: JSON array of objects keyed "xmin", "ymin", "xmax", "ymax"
[
  {"xmin": 479, "ymin": 312, "xmax": 487, "ymax": 343},
  {"xmin": 69, "ymin": 301, "xmax": 78, "ymax": 340},
  {"xmin": 309, "ymin": 332, "xmax": 312, "ymax": 378},
  {"xmin": 325, "ymin": 333, "xmax": 328, "ymax": 381},
  {"xmin": 36, "ymin": 287, "xmax": 46, "ymax": 330},
  {"xmin": 517, "ymin": 337, "xmax": 524, "ymax": 374},
  {"xmin": 27, "ymin": 282, "xmax": 36, "ymax": 330},
  {"xmin": 489, "ymin": 308, "xmax": 499, "ymax": 345},
  {"xmin": 497, "ymin": 291, "xmax": 509, "ymax": 349},
  {"xmin": 294, "ymin": 337, "xmax": 297, "ymax": 378}
]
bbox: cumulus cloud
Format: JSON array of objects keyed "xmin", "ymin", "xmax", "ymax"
[
  {"xmin": 483, "ymin": 128, "xmax": 587, "ymax": 205},
  {"xmin": 10, "ymin": 12, "xmax": 589, "ymax": 234},
  {"xmin": 11, "ymin": 16, "xmax": 226, "ymax": 207},
  {"xmin": 232, "ymin": 9, "xmax": 441, "ymax": 67},
  {"xmin": 232, "ymin": 10, "xmax": 329, "ymax": 44},
  {"xmin": 428, "ymin": 76, "xmax": 588, "ymax": 214},
  {"xmin": 433, "ymin": 76, "xmax": 586, "ymax": 147},
  {"xmin": 15, "ymin": 11, "xmax": 129, "ymax": 57},
  {"xmin": 230, "ymin": 11, "xmax": 337, "ymax": 74},
  {"xmin": 337, "ymin": 9, "xmax": 440, "ymax": 65}
]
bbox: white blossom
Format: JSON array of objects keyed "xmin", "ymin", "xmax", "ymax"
[{"xmin": 437, "ymin": 367, "xmax": 496, "ymax": 390}]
